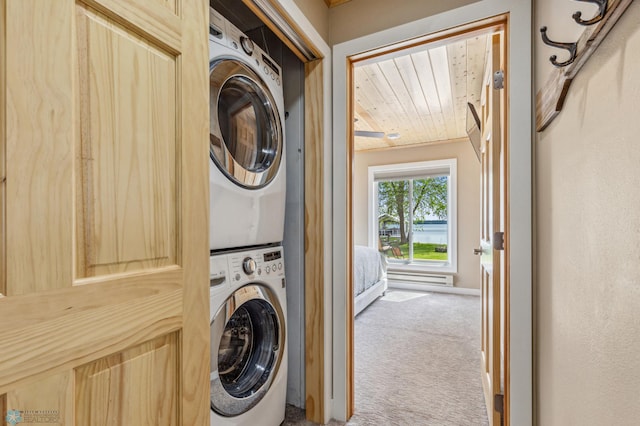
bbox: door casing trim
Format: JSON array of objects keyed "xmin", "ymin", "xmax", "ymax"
[{"xmin": 332, "ymin": 1, "xmax": 532, "ymax": 424}]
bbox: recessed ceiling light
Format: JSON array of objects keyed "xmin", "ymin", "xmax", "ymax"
[{"xmin": 387, "ymin": 133, "xmax": 401, "ymax": 140}]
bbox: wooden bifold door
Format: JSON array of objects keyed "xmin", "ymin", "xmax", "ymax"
[{"xmin": 0, "ymin": 0, "xmax": 210, "ymax": 423}]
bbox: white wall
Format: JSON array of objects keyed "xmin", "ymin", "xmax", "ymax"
[
  {"xmin": 353, "ymin": 141, "xmax": 480, "ymax": 289},
  {"xmin": 535, "ymin": 2, "xmax": 640, "ymax": 425}
]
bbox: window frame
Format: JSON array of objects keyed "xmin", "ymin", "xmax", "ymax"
[{"xmin": 368, "ymin": 158, "xmax": 458, "ymax": 274}]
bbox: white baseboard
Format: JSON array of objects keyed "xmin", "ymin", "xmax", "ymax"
[{"xmin": 388, "ymin": 280, "xmax": 481, "ymax": 296}]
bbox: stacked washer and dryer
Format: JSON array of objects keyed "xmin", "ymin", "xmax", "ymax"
[{"xmin": 208, "ymin": 8, "xmax": 288, "ymax": 426}]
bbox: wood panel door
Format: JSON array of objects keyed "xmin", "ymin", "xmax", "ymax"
[
  {"xmin": 0, "ymin": 0, "xmax": 210, "ymax": 423},
  {"xmin": 478, "ymin": 31, "xmax": 507, "ymax": 426}
]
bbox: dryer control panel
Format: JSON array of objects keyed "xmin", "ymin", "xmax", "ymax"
[
  {"xmin": 225, "ymin": 25, "xmax": 282, "ymax": 87},
  {"xmin": 209, "ymin": 7, "xmax": 227, "ymax": 46},
  {"xmin": 209, "ymin": 7, "xmax": 282, "ymax": 87}
]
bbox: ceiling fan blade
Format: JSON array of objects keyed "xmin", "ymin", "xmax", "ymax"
[
  {"xmin": 466, "ymin": 102, "xmax": 481, "ymax": 163},
  {"xmin": 354, "ymin": 130, "xmax": 385, "ymax": 138}
]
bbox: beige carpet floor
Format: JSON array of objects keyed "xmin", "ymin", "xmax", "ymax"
[{"xmin": 283, "ymin": 289, "xmax": 489, "ymax": 426}]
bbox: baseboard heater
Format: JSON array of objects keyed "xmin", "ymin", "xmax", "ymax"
[{"xmin": 387, "ymin": 271, "xmax": 453, "ymax": 287}]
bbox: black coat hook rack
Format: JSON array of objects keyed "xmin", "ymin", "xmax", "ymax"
[
  {"xmin": 536, "ymin": 0, "xmax": 632, "ymax": 131},
  {"xmin": 573, "ymin": 0, "xmax": 609, "ymax": 25},
  {"xmin": 540, "ymin": 26, "xmax": 578, "ymax": 68}
]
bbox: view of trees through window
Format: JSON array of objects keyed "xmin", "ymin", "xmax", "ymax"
[{"xmin": 378, "ymin": 176, "xmax": 449, "ymax": 262}]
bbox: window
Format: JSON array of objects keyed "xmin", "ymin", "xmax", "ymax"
[{"xmin": 368, "ymin": 159, "xmax": 457, "ymax": 273}]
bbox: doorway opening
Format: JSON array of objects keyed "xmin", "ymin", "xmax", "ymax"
[{"xmin": 348, "ymin": 15, "xmax": 509, "ymax": 425}]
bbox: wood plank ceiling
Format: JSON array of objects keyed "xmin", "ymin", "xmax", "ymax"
[{"xmin": 354, "ymin": 34, "xmax": 490, "ymax": 151}]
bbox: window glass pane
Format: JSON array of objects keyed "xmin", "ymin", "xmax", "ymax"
[
  {"xmin": 377, "ymin": 180, "xmax": 410, "ymax": 262},
  {"xmin": 411, "ymin": 177, "xmax": 449, "ymax": 262},
  {"xmin": 377, "ymin": 176, "xmax": 449, "ymax": 264},
  {"xmin": 371, "ymin": 159, "xmax": 456, "ymax": 272}
]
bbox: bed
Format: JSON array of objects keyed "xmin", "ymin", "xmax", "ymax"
[{"xmin": 353, "ymin": 245, "xmax": 388, "ymax": 316}]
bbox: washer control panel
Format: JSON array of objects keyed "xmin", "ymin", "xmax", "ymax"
[
  {"xmin": 262, "ymin": 249, "xmax": 284, "ymax": 275},
  {"xmin": 227, "ymin": 247, "xmax": 285, "ymax": 282},
  {"xmin": 209, "ymin": 254, "xmax": 229, "ymax": 289}
]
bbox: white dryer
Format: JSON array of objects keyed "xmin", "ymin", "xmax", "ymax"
[
  {"xmin": 209, "ymin": 8, "xmax": 286, "ymax": 251},
  {"xmin": 209, "ymin": 246, "xmax": 288, "ymax": 426}
]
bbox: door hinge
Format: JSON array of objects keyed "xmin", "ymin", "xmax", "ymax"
[
  {"xmin": 494, "ymin": 393, "xmax": 505, "ymax": 426},
  {"xmin": 493, "ymin": 231, "xmax": 505, "ymax": 251},
  {"xmin": 494, "ymin": 393, "xmax": 505, "ymax": 414},
  {"xmin": 493, "ymin": 70, "xmax": 505, "ymax": 90}
]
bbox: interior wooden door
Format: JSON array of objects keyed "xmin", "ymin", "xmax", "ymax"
[
  {"xmin": 478, "ymin": 31, "xmax": 506, "ymax": 426},
  {"xmin": 0, "ymin": 0, "xmax": 210, "ymax": 423}
]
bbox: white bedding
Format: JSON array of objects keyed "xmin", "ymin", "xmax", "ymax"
[
  {"xmin": 353, "ymin": 245, "xmax": 387, "ymax": 316},
  {"xmin": 353, "ymin": 245, "xmax": 386, "ymax": 297}
]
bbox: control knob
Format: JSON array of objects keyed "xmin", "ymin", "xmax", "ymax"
[
  {"xmin": 242, "ymin": 257, "xmax": 257, "ymax": 275},
  {"xmin": 240, "ymin": 36, "xmax": 254, "ymax": 56}
]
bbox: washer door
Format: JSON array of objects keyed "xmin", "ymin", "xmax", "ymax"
[
  {"xmin": 210, "ymin": 284, "xmax": 285, "ymax": 417},
  {"xmin": 210, "ymin": 59, "xmax": 282, "ymax": 189}
]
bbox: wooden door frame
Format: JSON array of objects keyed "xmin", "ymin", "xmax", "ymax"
[
  {"xmin": 346, "ymin": 16, "xmax": 508, "ymax": 423},
  {"xmin": 333, "ymin": 1, "xmax": 532, "ymax": 424}
]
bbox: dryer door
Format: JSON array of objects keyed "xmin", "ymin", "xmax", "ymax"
[
  {"xmin": 210, "ymin": 284, "xmax": 285, "ymax": 417},
  {"xmin": 209, "ymin": 59, "xmax": 283, "ymax": 189}
]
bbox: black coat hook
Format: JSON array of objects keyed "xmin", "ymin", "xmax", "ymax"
[
  {"xmin": 540, "ymin": 26, "xmax": 578, "ymax": 67},
  {"xmin": 573, "ymin": 0, "xmax": 608, "ymax": 26}
]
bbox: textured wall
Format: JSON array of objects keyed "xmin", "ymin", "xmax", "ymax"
[
  {"xmin": 354, "ymin": 141, "xmax": 480, "ymax": 289},
  {"xmin": 328, "ymin": 0, "xmax": 479, "ymax": 45},
  {"xmin": 292, "ymin": 0, "xmax": 329, "ymax": 43},
  {"xmin": 535, "ymin": 2, "xmax": 640, "ymax": 424}
]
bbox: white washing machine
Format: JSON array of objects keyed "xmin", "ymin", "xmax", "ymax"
[
  {"xmin": 209, "ymin": 245, "xmax": 288, "ymax": 426},
  {"xmin": 209, "ymin": 8, "xmax": 286, "ymax": 251}
]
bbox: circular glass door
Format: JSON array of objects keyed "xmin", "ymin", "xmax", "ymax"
[
  {"xmin": 210, "ymin": 285, "xmax": 284, "ymax": 417},
  {"xmin": 210, "ymin": 59, "xmax": 282, "ymax": 189}
]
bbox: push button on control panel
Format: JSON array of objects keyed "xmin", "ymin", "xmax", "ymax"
[{"xmin": 261, "ymin": 250, "xmax": 283, "ymax": 275}]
